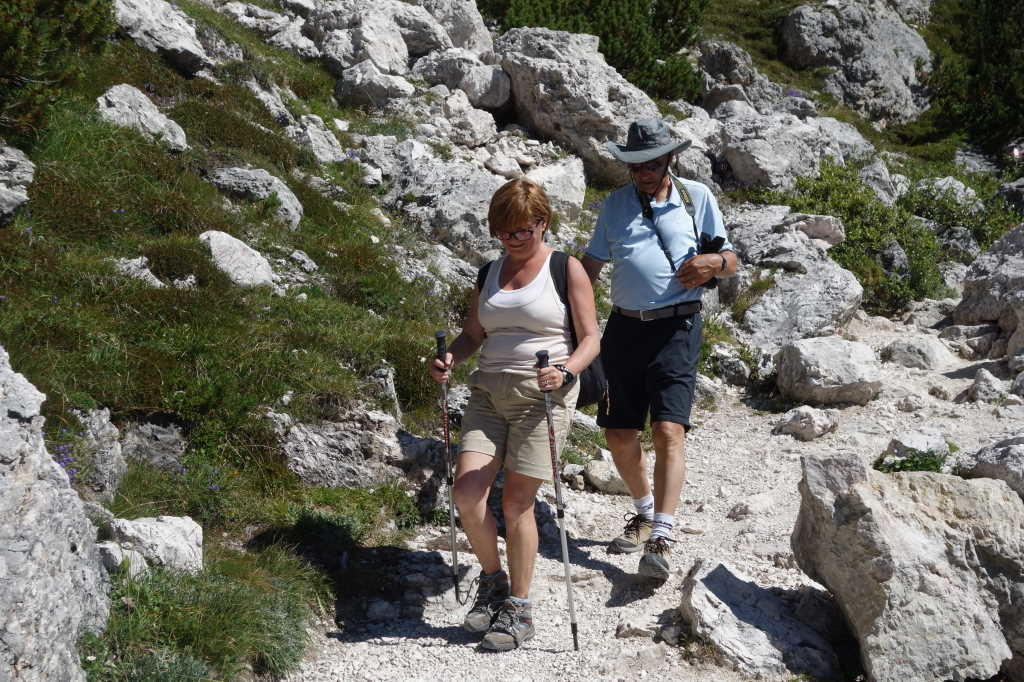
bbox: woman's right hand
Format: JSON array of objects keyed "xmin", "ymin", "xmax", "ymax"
[{"xmin": 429, "ymin": 353, "xmax": 454, "ymax": 382}]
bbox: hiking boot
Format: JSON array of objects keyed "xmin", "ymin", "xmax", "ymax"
[
  {"xmin": 481, "ymin": 598, "xmax": 535, "ymax": 652},
  {"xmin": 607, "ymin": 512, "xmax": 653, "ymax": 554},
  {"xmin": 637, "ymin": 536, "xmax": 674, "ymax": 581},
  {"xmin": 463, "ymin": 570, "xmax": 509, "ymax": 633}
]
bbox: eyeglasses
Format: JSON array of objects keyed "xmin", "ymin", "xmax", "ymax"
[
  {"xmin": 627, "ymin": 159, "xmax": 666, "ymax": 173},
  {"xmin": 496, "ymin": 219, "xmax": 544, "ymax": 242}
]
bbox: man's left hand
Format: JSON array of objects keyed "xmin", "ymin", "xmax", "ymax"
[{"xmin": 676, "ymin": 254, "xmax": 719, "ymax": 289}]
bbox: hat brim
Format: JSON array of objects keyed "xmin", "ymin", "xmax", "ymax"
[{"xmin": 605, "ymin": 139, "xmax": 691, "ymax": 163}]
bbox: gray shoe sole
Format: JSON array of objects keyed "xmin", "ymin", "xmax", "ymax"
[
  {"xmin": 638, "ymin": 553, "xmax": 670, "ymax": 581},
  {"xmin": 463, "ymin": 612, "xmax": 493, "ymax": 633},
  {"xmin": 607, "ymin": 538, "xmax": 645, "ymax": 554},
  {"xmin": 480, "ymin": 625, "xmax": 535, "ymax": 651}
]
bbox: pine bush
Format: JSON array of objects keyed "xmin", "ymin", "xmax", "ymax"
[{"xmin": 0, "ymin": 0, "xmax": 114, "ymax": 135}]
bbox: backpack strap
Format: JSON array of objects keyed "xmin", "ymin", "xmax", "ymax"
[
  {"xmin": 549, "ymin": 251, "xmax": 579, "ymax": 349},
  {"xmin": 476, "ymin": 260, "xmax": 493, "ymax": 292}
]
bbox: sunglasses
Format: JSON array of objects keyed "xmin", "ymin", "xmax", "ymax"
[
  {"xmin": 496, "ymin": 219, "xmax": 544, "ymax": 242},
  {"xmin": 627, "ymin": 159, "xmax": 667, "ymax": 173}
]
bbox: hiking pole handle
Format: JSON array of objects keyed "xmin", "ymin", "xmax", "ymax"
[{"xmin": 435, "ymin": 330, "xmax": 447, "ymax": 361}]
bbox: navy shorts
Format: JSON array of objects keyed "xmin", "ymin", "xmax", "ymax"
[{"xmin": 597, "ymin": 311, "xmax": 703, "ymax": 431}]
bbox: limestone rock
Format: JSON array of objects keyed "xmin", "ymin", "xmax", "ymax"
[
  {"xmin": 199, "ymin": 231, "xmax": 279, "ymax": 290},
  {"xmin": 109, "ymin": 515, "xmax": 203, "ymax": 574},
  {"xmin": 772, "ymin": 405, "xmax": 839, "ymax": 441},
  {"xmin": 0, "ymin": 146, "xmax": 35, "ymax": 226},
  {"xmin": 73, "ymin": 408, "xmax": 126, "ymax": 504},
  {"xmin": 584, "ymin": 459, "xmax": 630, "ymax": 495},
  {"xmin": 953, "ymin": 224, "xmax": 1024, "ymax": 359},
  {"xmin": 776, "ymin": 336, "xmax": 882, "ymax": 406},
  {"xmin": 112, "ymin": 0, "xmax": 213, "ymax": 74},
  {"xmin": 335, "ymin": 59, "xmax": 416, "ymax": 108},
  {"xmin": 679, "ymin": 559, "xmax": 841, "ymax": 680},
  {"xmin": 121, "ymin": 421, "xmax": 187, "ymax": 472},
  {"xmin": 285, "ymin": 114, "xmax": 346, "ymax": 164},
  {"xmin": 96, "ymin": 84, "xmax": 188, "ymax": 151},
  {"xmin": 968, "ymin": 368, "xmax": 1009, "ymax": 404},
  {"xmin": 958, "ymin": 434, "xmax": 1024, "ymax": 500},
  {"xmin": 792, "ymin": 452, "xmax": 1024, "ymax": 681},
  {"xmin": 881, "ymin": 336, "xmax": 955, "ymax": 370},
  {"xmin": 526, "ymin": 157, "xmax": 586, "ymax": 222},
  {"xmin": 494, "ymin": 27, "xmax": 659, "ymax": 186},
  {"xmin": 206, "ymin": 167, "xmax": 303, "ymax": 229},
  {"xmin": 875, "ymin": 428, "xmax": 952, "ymax": 473},
  {"xmin": 0, "ymin": 347, "xmax": 110, "ymax": 682}
]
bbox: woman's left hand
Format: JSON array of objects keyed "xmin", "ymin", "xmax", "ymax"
[{"xmin": 537, "ymin": 366, "xmax": 563, "ymax": 392}]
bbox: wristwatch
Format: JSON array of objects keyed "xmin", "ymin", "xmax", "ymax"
[{"xmin": 554, "ymin": 364, "xmax": 576, "ymax": 387}]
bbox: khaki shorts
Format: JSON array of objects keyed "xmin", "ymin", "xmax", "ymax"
[{"xmin": 459, "ymin": 370, "xmax": 579, "ymax": 482}]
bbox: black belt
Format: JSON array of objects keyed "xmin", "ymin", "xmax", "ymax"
[{"xmin": 612, "ymin": 301, "xmax": 702, "ymax": 321}]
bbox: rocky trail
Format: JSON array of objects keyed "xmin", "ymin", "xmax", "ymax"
[{"xmin": 286, "ymin": 311, "xmax": 1024, "ymax": 682}]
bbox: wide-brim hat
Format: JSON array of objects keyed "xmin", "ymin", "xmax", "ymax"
[{"xmin": 605, "ymin": 119, "xmax": 691, "ymax": 163}]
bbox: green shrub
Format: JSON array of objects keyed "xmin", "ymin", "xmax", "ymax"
[
  {"xmin": 873, "ymin": 448, "xmax": 945, "ymax": 474},
  {"xmin": 773, "ymin": 160, "xmax": 946, "ymax": 315},
  {"xmin": 493, "ymin": 0, "xmax": 709, "ymax": 101},
  {"xmin": 0, "ymin": 0, "xmax": 114, "ymax": 135}
]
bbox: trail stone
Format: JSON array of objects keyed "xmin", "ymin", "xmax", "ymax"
[
  {"xmin": 206, "ymin": 167, "xmax": 303, "ymax": 229},
  {"xmin": 109, "ymin": 515, "xmax": 203, "ymax": 573},
  {"xmin": 525, "ymin": 157, "xmax": 586, "ymax": 222},
  {"xmin": 792, "ymin": 452, "xmax": 1024, "ymax": 682},
  {"xmin": 679, "ymin": 559, "xmax": 841, "ymax": 680},
  {"xmin": 772, "ymin": 405, "xmax": 838, "ymax": 441},
  {"xmin": 584, "ymin": 459, "xmax": 630, "ymax": 495},
  {"xmin": 776, "ymin": 336, "xmax": 882, "ymax": 406},
  {"xmin": 958, "ymin": 434, "xmax": 1024, "ymax": 500},
  {"xmin": 96, "ymin": 84, "xmax": 188, "ymax": 151},
  {"xmin": 968, "ymin": 368, "xmax": 1008, "ymax": 404},
  {"xmin": 881, "ymin": 336, "xmax": 955, "ymax": 370}
]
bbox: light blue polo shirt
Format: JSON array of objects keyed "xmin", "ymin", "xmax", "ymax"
[{"xmin": 585, "ymin": 176, "xmax": 732, "ymax": 310}]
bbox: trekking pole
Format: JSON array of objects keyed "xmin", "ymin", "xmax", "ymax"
[
  {"xmin": 435, "ymin": 330, "xmax": 460, "ymax": 605},
  {"xmin": 535, "ymin": 350, "xmax": 580, "ymax": 651}
]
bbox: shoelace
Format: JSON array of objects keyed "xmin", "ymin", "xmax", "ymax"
[
  {"xmin": 645, "ymin": 535, "xmax": 676, "ymax": 554},
  {"xmin": 621, "ymin": 511, "xmax": 650, "ymax": 535},
  {"xmin": 467, "ymin": 573, "xmax": 502, "ymax": 609},
  {"xmin": 490, "ymin": 601, "xmax": 521, "ymax": 633}
]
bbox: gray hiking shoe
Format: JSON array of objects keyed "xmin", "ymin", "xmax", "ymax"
[
  {"xmin": 481, "ymin": 598, "xmax": 535, "ymax": 652},
  {"xmin": 638, "ymin": 536, "xmax": 674, "ymax": 581},
  {"xmin": 463, "ymin": 571, "xmax": 509, "ymax": 633},
  {"xmin": 608, "ymin": 512, "xmax": 653, "ymax": 554}
]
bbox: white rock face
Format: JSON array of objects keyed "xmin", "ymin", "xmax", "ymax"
[
  {"xmin": 679, "ymin": 559, "xmax": 841, "ymax": 680},
  {"xmin": 0, "ymin": 146, "xmax": 35, "ymax": 226},
  {"xmin": 199, "ymin": 230, "xmax": 278, "ymax": 289},
  {"xmin": 953, "ymin": 224, "xmax": 1024, "ymax": 359},
  {"xmin": 109, "ymin": 515, "xmax": 203, "ymax": 574},
  {"xmin": 112, "ymin": 0, "xmax": 213, "ymax": 74},
  {"xmin": 335, "ymin": 60, "xmax": 416, "ymax": 108},
  {"xmin": 96, "ymin": 84, "xmax": 188, "ymax": 151},
  {"xmin": 881, "ymin": 336, "xmax": 955, "ymax": 370},
  {"xmin": 526, "ymin": 157, "xmax": 586, "ymax": 222},
  {"xmin": 958, "ymin": 434, "xmax": 1024, "ymax": 499},
  {"xmin": 969, "ymin": 368, "xmax": 1009, "ymax": 404},
  {"xmin": 779, "ymin": 2, "xmax": 931, "ymax": 124},
  {"xmin": 286, "ymin": 114, "xmax": 346, "ymax": 163},
  {"xmin": 772, "ymin": 405, "xmax": 838, "ymax": 441},
  {"xmin": 0, "ymin": 347, "xmax": 110, "ymax": 682},
  {"xmin": 206, "ymin": 167, "xmax": 303, "ymax": 229},
  {"xmin": 792, "ymin": 452, "xmax": 1024, "ymax": 682},
  {"xmin": 112, "ymin": 256, "xmax": 166, "ymax": 288},
  {"xmin": 405, "ymin": 0, "xmax": 491, "ymax": 54},
  {"xmin": 776, "ymin": 336, "xmax": 882, "ymax": 406},
  {"xmin": 96, "ymin": 541, "xmax": 149, "ymax": 578},
  {"xmin": 494, "ymin": 27, "xmax": 660, "ymax": 186},
  {"xmin": 859, "ymin": 156, "xmax": 901, "ymax": 206}
]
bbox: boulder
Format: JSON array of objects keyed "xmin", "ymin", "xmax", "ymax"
[
  {"xmin": 109, "ymin": 515, "xmax": 203, "ymax": 574},
  {"xmin": 334, "ymin": 59, "xmax": 416, "ymax": 108},
  {"xmin": 199, "ymin": 230, "xmax": 280, "ymax": 290},
  {"xmin": 679, "ymin": 559, "xmax": 841, "ymax": 680},
  {"xmin": 584, "ymin": 459, "xmax": 630, "ymax": 495},
  {"xmin": 0, "ymin": 346, "xmax": 109, "ymax": 682},
  {"xmin": 776, "ymin": 336, "xmax": 882, "ymax": 405},
  {"xmin": 268, "ymin": 18, "xmax": 320, "ymax": 59},
  {"xmin": 967, "ymin": 368, "xmax": 1009, "ymax": 404},
  {"xmin": 859, "ymin": 157, "xmax": 901, "ymax": 206},
  {"xmin": 220, "ymin": 1, "xmax": 290, "ymax": 35},
  {"xmin": 914, "ymin": 176, "xmax": 984, "ymax": 214},
  {"xmin": 285, "ymin": 114, "xmax": 346, "ymax": 164},
  {"xmin": 0, "ymin": 146, "xmax": 35, "ymax": 226},
  {"xmin": 772, "ymin": 405, "xmax": 839, "ymax": 441},
  {"xmin": 266, "ymin": 408, "xmax": 404, "ymax": 487},
  {"xmin": 698, "ymin": 40, "xmax": 782, "ymax": 115},
  {"xmin": 73, "ymin": 408, "xmax": 126, "ymax": 504},
  {"xmin": 958, "ymin": 434, "xmax": 1024, "ymax": 500},
  {"xmin": 121, "ymin": 421, "xmax": 187, "ymax": 472},
  {"xmin": 206, "ymin": 167, "xmax": 303, "ymax": 229},
  {"xmin": 526, "ymin": 157, "xmax": 586, "ymax": 222},
  {"xmin": 96, "ymin": 84, "xmax": 188, "ymax": 152},
  {"xmin": 494, "ymin": 27, "xmax": 660, "ymax": 186},
  {"xmin": 112, "ymin": 0, "xmax": 213, "ymax": 74},
  {"xmin": 112, "ymin": 256, "xmax": 166, "ymax": 288},
  {"xmin": 779, "ymin": 2, "xmax": 930, "ymax": 124},
  {"xmin": 792, "ymin": 452, "xmax": 1024, "ymax": 681},
  {"xmin": 405, "ymin": 0, "xmax": 491, "ymax": 54},
  {"xmin": 953, "ymin": 224, "xmax": 1024, "ymax": 359},
  {"xmin": 880, "ymin": 336, "xmax": 955, "ymax": 370}
]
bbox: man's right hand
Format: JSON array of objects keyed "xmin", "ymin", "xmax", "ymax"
[{"xmin": 429, "ymin": 353, "xmax": 454, "ymax": 382}]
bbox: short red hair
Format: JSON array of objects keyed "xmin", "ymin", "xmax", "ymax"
[{"xmin": 487, "ymin": 178, "xmax": 551, "ymax": 237}]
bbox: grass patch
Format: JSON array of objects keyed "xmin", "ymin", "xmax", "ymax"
[
  {"xmin": 730, "ymin": 272, "xmax": 775, "ymax": 322},
  {"xmin": 873, "ymin": 448, "xmax": 945, "ymax": 474},
  {"xmin": 81, "ymin": 545, "xmax": 327, "ymax": 680}
]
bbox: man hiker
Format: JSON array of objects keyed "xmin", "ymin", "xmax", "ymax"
[{"xmin": 581, "ymin": 119, "xmax": 737, "ymax": 580}]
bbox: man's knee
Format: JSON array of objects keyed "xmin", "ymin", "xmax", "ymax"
[
  {"xmin": 605, "ymin": 428, "xmax": 639, "ymax": 450},
  {"xmin": 651, "ymin": 421, "xmax": 686, "ymax": 455}
]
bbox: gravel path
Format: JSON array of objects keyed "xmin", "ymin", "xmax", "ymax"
[{"xmin": 287, "ymin": 311, "xmax": 1024, "ymax": 682}]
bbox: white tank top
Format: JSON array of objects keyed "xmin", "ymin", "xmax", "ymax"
[{"xmin": 477, "ymin": 251, "xmax": 573, "ymax": 374}]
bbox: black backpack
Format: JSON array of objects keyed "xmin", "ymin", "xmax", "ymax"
[{"xmin": 476, "ymin": 251, "xmax": 607, "ymax": 407}]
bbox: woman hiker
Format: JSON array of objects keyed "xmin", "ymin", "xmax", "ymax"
[{"xmin": 428, "ymin": 178, "xmax": 600, "ymax": 651}]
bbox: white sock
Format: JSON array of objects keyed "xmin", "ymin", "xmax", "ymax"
[
  {"xmin": 651, "ymin": 512, "xmax": 674, "ymax": 540},
  {"xmin": 633, "ymin": 494, "xmax": 655, "ymax": 520}
]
